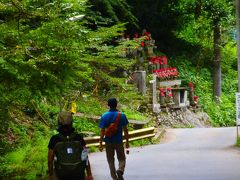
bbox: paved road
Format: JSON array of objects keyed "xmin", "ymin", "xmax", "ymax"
[{"xmin": 89, "ymin": 127, "xmax": 240, "ymax": 180}]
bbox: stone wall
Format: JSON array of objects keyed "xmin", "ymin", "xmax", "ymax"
[{"xmin": 156, "ymin": 108, "xmax": 211, "ymax": 128}]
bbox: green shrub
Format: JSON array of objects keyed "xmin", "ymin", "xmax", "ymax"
[
  {"xmin": 176, "ymin": 56, "xmax": 236, "ymax": 127},
  {"xmin": 236, "ymin": 137, "xmax": 240, "ymax": 147},
  {"xmin": 77, "ymin": 95, "xmax": 106, "ymax": 116},
  {"xmin": 73, "ymin": 117, "xmax": 99, "ymax": 135},
  {"xmin": 0, "ymin": 136, "xmax": 49, "ymax": 179}
]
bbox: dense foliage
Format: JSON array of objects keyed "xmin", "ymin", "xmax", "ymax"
[
  {"xmin": 0, "ymin": 0, "xmax": 135, "ymax": 133},
  {"xmin": 87, "ymin": 0, "xmax": 138, "ymax": 29},
  {"xmin": 0, "ymin": 0, "xmax": 144, "ymax": 178}
]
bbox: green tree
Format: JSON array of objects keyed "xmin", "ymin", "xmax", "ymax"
[
  {"xmin": 86, "ymin": 0, "xmax": 138, "ymax": 30},
  {"xmin": 198, "ymin": 0, "xmax": 234, "ymax": 102},
  {"xmin": 175, "ymin": 0, "xmax": 234, "ymax": 102},
  {"xmin": 126, "ymin": 0, "xmax": 188, "ymax": 53},
  {"xmin": 0, "ymin": 0, "xmax": 134, "ymax": 135}
]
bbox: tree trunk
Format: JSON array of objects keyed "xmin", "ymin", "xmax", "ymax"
[
  {"xmin": 194, "ymin": 0, "xmax": 202, "ymax": 19},
  {"xmin": 213, "ymin": 19, "xmax": 221, "ymax": 103}
]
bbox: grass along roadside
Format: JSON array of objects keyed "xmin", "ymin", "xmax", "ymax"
[
  {"xmin": 0, "ymin": 94, "xmax": 154, "ymax": 179},
  {"xmin": 236, "ymin": 137, "xmax": 240, "ymax": 147}
]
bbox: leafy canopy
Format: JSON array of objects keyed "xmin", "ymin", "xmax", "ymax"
[{"xmin": 0, "ymin": 0, "xmax": 134, "ymax": 108}]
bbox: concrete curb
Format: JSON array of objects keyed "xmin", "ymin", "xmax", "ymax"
[{"xmin": 153, "ymin": 128, "xmax": 166, "ymax": 142}]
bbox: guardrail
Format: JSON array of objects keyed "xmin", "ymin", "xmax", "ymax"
[{"xmin": 84, "ymin": 127, "xmax": 155, "ymax": 147}]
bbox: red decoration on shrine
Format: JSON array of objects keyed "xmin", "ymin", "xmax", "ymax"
[
  {"xmin": 162, "ymin": 56, "xmax": 168, "ymax": 65},
  {"xmin": 144, "ymin": 31, "xmax": 150, "ymax": 36},
  {"xmin": 153, "ymin": 68, "xmax": 178, "ymax": 80},
  {"xmin": 148, "ymin": 56, "xmax": 168, "ymax": 65},
  {"xmin": 144, "ymin": 31, "xmax": 151, "ymax": 40},
  {"xmin": 133, "ymin": 33, "xmax": 138, "ymax": 39},
  {"xmin": 167, "ymin": 87, "xmax": 173, "ymax": 97},
  {"xmin": 159, "ymin": 88, "xmax": 165, "ymax": 97},
  {"xmin": 188, "ymin": 82, "xmax": 194, "ymax": 91},
  {"xmin": 149, "ymin": 55, "xmax": 178, "ymax": 80},
  {"xmin": 193, "ymin": 95, "xmax": 199, "ymax": 107},
  {"xmin": 193, "ymin": 96, "xmax": 198, "ymax": 101}
]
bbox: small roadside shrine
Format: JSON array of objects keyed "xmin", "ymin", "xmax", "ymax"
[
  {"xmin": 148, "ymin": 55, "xmax": 190, "ymax": 112},
  {"xmin": 124, "ymin": 30, "xmax": 199, "ymax": 113}
]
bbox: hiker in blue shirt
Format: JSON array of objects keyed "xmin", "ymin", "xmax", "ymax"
[{"xmin": 99, "ymin": 98, "xmax": 129, "ymax": 180}]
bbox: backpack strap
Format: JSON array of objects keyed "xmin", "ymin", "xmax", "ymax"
[
  {"xmin": 115, "ymin": 112, "xmax": 121, "ymax": 125},
  {"xmin": 58, "ymin": 132, "xmax": 77, "ymax": 142}
]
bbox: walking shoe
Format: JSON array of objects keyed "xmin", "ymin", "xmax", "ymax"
[{"xmin": 116, "ymin": 170, "xmax": 124, "ymax": 180}]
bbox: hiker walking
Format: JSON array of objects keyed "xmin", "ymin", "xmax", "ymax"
[
  {"xmin": 48, "ymin": 111, "xmax": 93, "ymax": 180},
  {"xmin": 99, "ymin": 98, "xmax": 129, "ymax": 180}
]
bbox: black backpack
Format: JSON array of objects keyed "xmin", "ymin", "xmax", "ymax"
[{"xmin": 54, "ymin": 133, "xmax": 85, "ymax": 178}]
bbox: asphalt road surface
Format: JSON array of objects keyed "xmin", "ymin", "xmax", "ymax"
[{"xmin": 89, "ymin": 127, "xmax": 240, "ymax": 180}]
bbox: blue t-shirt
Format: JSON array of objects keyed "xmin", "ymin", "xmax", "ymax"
[{"xmin": 99, "ymin": 109, "xmax": 128, "ymax": 143}]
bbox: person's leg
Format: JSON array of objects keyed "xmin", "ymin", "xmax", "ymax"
[
  {"xmin": 55, "ymin": 173, "xmax": 85, "ymax": 180},
  {"xmin": 105, "ymin": 143, "xmax": 118, "ymax": 180},
  {"xmin": 116, "ymin": 143, "xmax": 126, "ymax": 178},
  {"xmin": 54, "ymin": 166, "xmax": 85, "ymax": 180}
]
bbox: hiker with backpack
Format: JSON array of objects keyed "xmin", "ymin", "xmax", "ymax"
[
  {"xmin": 48, "ymin": 111, "xmax": 93, "ymax": 180},
  {"xmin": 99, "ymin": 98, "xmax": 129, "ymax": 180}
]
